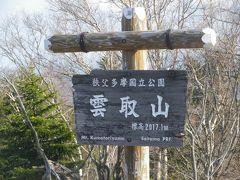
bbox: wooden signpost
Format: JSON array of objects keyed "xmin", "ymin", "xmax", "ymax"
[
  {"xmin": 72, "ymin": 70, "xmax": 187, "ymax": 147},
  {"xmin": 121, "ymin": 8, "xmax": 149, "ymax": 179},
  {"xmin": 45, "ymin": 7, "xmax": 216, "ymax": 180},
  {"xmin": 45, "ymin": 29, "xmax": 216, "ymax": 53}
]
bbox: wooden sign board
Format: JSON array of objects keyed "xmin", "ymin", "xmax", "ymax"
[{"xmin": 72, "ymin": 70, "xmax": 187, "ymax": 147}]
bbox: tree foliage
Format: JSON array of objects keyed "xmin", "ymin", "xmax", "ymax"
[{"xmin": 0, "ymin": 69, "xmax": 78, "ymax": 178}]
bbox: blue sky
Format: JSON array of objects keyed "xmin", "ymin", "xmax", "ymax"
[
  {"xmin": 0, "ymin": 0, "xmax": 47, "ymax": 17},
  {"xmin": 0, "ymin": 0, "xmax": 47, "ymax": 69}
]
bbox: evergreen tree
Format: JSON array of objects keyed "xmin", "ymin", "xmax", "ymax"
[{"xmin": 0, "ymin": 70, "xmax": 78, "ymax": 179}]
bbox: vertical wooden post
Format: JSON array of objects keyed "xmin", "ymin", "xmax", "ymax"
[{"xmin": 122, "ymin": 7, "xmax": 150, "ymax": 180}]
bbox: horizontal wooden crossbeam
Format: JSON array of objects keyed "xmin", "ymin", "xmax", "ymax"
[{"xmin": 44, "ymin": 28, "xmax": 216, "ymax": 53}]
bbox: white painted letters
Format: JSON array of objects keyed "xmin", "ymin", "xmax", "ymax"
[
  {"xmin": 90, "ymin": 95, "xmax": 108, "ymax": 117},
  {"xmin": 151, "ymin": 95, "xmax": 169, "ymax": 118},
  {"xmin": 119, "ymin": 96, "xmax": 139, "ymax": 118}
]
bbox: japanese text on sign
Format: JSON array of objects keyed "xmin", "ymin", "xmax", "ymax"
[
  {"xmin": 92, "ymin": 77, "xmax": 165, "ymax": 88},
  {"xmin": 72, "ymin": 70, "xmax": 187, "ymax": 147},
  {"xmin": 90, "ymin": 95, "xmax": 169, "ymax": 118}
]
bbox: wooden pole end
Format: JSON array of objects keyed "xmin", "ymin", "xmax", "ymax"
[
  {"xmin": 44, "ymin": 36, "xmax": 53, "ymax": 52},
  {"xmin": 122, "ymin": 7, "xmax": 146, "ymax": 21},
  {"xmin": 202, "ymin": 28, "xmax": 217, "ymax": 48}
]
